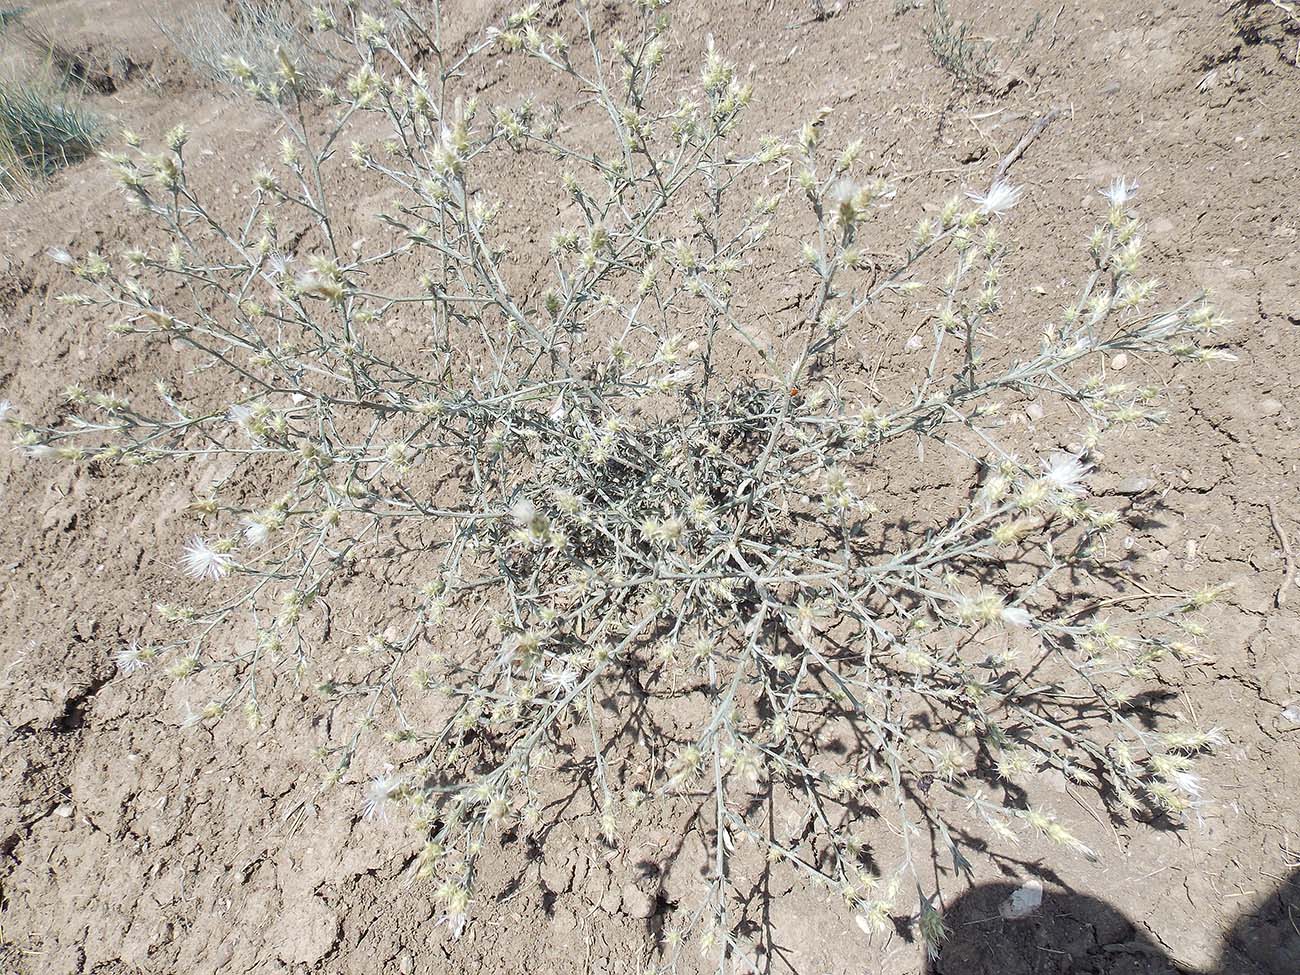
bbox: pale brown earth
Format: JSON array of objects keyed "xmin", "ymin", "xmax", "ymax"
[{"xmin": 1, "ymin": 1, "xmax": 1298, "ymax": 973}]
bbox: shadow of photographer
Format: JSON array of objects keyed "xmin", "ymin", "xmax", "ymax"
[{"xmin": 925, "ymin": 867, "xmax": 1298, "ymax": 975}]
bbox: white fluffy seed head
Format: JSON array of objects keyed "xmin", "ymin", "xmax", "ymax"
[
  {"xmin": 966, "ymin": 180, "xmax": 1023, "ymax": 216},
  {"xmin": 180, "ymin": 536, "xmax": 234, "ymax": 581}
]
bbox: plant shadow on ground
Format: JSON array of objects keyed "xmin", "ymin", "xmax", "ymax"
[
  {"xmin": 924, "ymin": 866, "xmax": 1299, "ymax": 975},
  {"xmin": 345, "ymin": 472, "xmax": 1236, "ymax": 968},
  {"xmin": 1220, "ymin": 0, "xmax": 1300, "ymax": 66},
  {"xmin": 425, "ymin": 492, "xmax": 1220, "ymax": 970}
]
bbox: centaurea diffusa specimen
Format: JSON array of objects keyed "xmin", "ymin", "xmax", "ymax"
[
  {"xmin": 179, "ymin": 536, "xmax": 235, "ymax": 581},
  {"xmin": 966, "ymin": 178, "xmax": 1023, "ymax": 216},
  {"xmin": 1041, "ymin": 451, "xmax": 1091, "ymax": 496},
  {"xmin": 10, "ymin": 2, "xmax": 1235, "ymax": 971}
]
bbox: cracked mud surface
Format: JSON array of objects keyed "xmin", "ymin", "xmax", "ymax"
[{"xmin": 1, "ymin": 1, "xmax": 1298, "ymax": 973}]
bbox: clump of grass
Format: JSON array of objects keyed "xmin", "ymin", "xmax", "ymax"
[
  {"xmin": 0, "ymin": 76, "xmax": 101, "ymax": 198},
  {"xmin": 160, "ymin": 1, "xmax": 329, "ymax": 101},
  {"xmin": 0, "ymin": 127, "xmax": 35, "ymax": 199},
  {"xmin": 15, "ymin": 18, "xmax": 129, "ymax": 94},
  {"xmin": 0, "ymin": 7, "xmax": 28, "ymax": 32}
]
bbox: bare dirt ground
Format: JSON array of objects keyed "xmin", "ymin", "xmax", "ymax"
[{"xmin": 1, "ymin": 1, "xmax": 1298, "ymax": 973}]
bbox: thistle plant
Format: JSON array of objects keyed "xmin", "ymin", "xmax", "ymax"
[{"xmin": 8, "ymin": 1, "xmax": 1234, "ymax": 967}]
